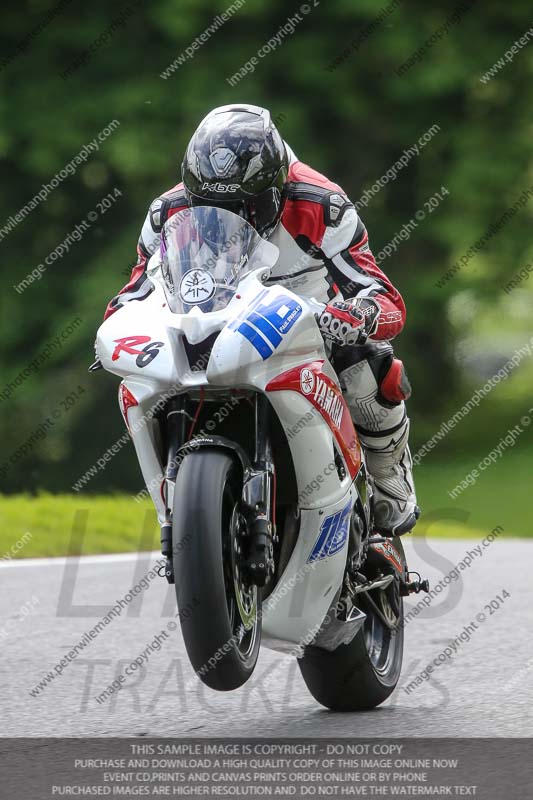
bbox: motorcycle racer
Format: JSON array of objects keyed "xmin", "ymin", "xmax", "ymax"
[{"xmin": 104, "ymin": 104, "xmax": 419, "ymax": 537}]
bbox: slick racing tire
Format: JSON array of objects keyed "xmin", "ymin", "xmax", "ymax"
[
  {"xmin": 297, "ymin": 537, "xmax": 406, "ymax": 711},
  {"xmin": 172, "ymin": 449, "xmax": 261, "ymax": 691}
]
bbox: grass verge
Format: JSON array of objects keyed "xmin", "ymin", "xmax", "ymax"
[{"xmin": 0, "ymin": 448, "xmax": 529, "ymax": 558}]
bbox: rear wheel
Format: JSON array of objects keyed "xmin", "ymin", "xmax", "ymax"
[
  {"xmin": 297, "ymin": 538, "xmax": 405, "ymax": 711},
  {"xmin": 172, "ymin": 449, "xmax": 261, "ymax": 690}
]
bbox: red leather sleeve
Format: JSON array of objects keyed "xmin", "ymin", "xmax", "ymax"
[
  {"xmin": 103, "ymin": 243, "xmax": 150, "ymax": 320},
  {"xmin": 347, "ymin": 235, "xmax": 406, "ymax": 340}
]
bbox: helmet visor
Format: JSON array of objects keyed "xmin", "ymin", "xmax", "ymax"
[{"xmin": 187, "ymin": 186, "xmax": 282, "ymax": 236}]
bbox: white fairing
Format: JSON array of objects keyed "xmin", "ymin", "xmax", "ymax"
[{"xmin": 97, "ymin": 223, "xmax": 363, "ymax": 651}]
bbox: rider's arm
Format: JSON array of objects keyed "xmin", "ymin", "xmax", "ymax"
[
  {"xmin": 103, "ymin": 198, "xmax": 164, "ymax": 320},
  {"xmin": 320, "ymin": 202, "xmax": 406, "ymax": 341}
]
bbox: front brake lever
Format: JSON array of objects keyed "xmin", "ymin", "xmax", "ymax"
[{"xmin": 88, "ymin": 359, "xmax": 103, "ymax": 372}]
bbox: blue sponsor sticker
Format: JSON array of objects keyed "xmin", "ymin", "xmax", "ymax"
[
  {"xmin": 229, "ymin": 292, "xmax": 302, "ymax": 360},
  {"xmin": 307, "ymin": 500, "xmax": 352, "ymax": 563}
]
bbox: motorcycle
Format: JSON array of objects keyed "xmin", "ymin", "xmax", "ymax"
[{"xmin": 95, "ymin": 206, "xmax": 428, "ymax": 710}]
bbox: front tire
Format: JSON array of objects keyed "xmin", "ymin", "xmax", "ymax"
[
  {"xmin": 297, "ymin": 538, "xmax": 405, "ymax": 711},
  {"xmin": 172, "ymin": 449, "xmax": 261, "ymax": 691}
]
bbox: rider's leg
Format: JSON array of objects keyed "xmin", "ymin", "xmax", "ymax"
[{"xmin": 333, "ymin": 341, "xmax": 419, "ymax": 536}]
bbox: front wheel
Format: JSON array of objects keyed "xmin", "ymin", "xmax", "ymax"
[
  {"xmin": 172, "ymin": 449, "xmax": 261, "ymax": 691},
  {"xmin": 297, "ymin": 538, "xmax": 406, "ymax": 711}
]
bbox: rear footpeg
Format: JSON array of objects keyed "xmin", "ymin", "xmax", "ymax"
[
  {"xmin": 401, "ymin": 572, "xmax": 430, "ymax": 596},
  {"xmin": 351, "ymin": 573, "xmax": 395, "ymax": 594}
]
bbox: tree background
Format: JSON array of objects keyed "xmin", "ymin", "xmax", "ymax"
[{"xmin": 0, "ymin": 0, "xmax": 531, "ymax": 536}]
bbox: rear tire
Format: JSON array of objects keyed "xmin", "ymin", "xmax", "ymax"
[
  {"xmin": 298, "ymin": 538, "xmax": 405, "ymax": 711},
  {"xmin": 172, "ymin": 449, "xmax": 261, "ymax": 691}
]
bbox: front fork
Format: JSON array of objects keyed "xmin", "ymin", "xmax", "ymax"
[
  {"xmin": 160, "ymin": 395, "xmax": 188, "ymax": 584},
  {"xmin": 241, "ymin": 393, "xmax": 276, "ymax": 587},
  {"xmin": 159, "ymin": 392, "xmax": 276, "ymax": 588}
]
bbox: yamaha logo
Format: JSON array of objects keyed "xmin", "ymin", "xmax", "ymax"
[
  {"xmin": 313, "ymin": 376, "xmax": 344, "ymax": 428},
  {"xmin": 179, "ymin": 269, "xmax": 216, "ymax": 305},
  {"xmin": 300, "ymin": 368, "xmax": 315, "ymax": 395}
]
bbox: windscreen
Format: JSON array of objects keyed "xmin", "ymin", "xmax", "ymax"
[{"xmin": 160, "ymin": 206, "xmax": 278, "ymax": 313}]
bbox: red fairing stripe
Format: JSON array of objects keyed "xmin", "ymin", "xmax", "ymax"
[
  {"xmin": 266, "ymin": 360, "xmax": 362, "ymax": 479},
  {"xmin": 118, "ymin": 383, "xmax": 138, "ymax": 432}
]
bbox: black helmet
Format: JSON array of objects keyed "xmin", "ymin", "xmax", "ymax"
[{"xmin": 182, "ymin": 104, "xmax": 289, "ymax": 236}]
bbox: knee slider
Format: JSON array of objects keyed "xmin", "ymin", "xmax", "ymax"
[{"xmin": 379, "ymin": 358, "xmax": 411, "ymax": 405}]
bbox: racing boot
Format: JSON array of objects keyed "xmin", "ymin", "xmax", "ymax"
[
  {"xmin": 335, "ymin": 341, "xmax": 419, "ymax": 537},
  {"xmin": 358, "ymin": 413, "xmax": 419, "ymax": 536}
]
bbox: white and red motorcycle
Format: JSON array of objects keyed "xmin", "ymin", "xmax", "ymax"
[{"xmin": 95, "ymin": 206, "xmax": 427, "ymax": 710}]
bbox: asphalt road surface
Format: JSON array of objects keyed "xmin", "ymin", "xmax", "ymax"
[{"xmin": 1, "ymin": 537, "xmax": 532, "ymax": 737}]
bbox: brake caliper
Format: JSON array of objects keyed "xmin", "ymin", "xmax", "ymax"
[{"xmin": 241, "ymin": 469, "xmax": 275, "ymax": 587}]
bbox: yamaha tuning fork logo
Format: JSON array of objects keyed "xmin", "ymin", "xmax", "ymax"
[
  {"xmin": 300, "ymin": 368, "xmax": 315, "ymax": 395},
  {"xmin": 179, "ymin": 269, "xmax": 216, "ymax": 304}
]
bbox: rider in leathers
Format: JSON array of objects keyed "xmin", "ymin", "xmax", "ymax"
[{"xmin": 104, "ymin": 104, "xmax": 419, "ymax": 537}]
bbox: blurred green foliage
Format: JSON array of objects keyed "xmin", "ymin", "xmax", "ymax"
[{"xmin": 0, "ymin": 0, "xmax": 532, "ymax": 499}]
